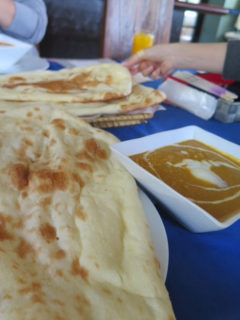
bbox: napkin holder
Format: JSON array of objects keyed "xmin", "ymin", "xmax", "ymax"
[{"xmin": 158, "ymin": 71, "xmax": 239, "ymax": 121}]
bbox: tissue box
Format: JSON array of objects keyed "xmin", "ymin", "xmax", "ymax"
[{"xmin": 158, "ymin": 71, "xmax": 238, "ymax": 121}]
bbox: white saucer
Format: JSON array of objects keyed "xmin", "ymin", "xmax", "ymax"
[
  {"xmin": 0, "ymin": 54, "xmax": 49, "ymax": 74},
  {"xmin": 139, "ymin": 189, "xmax": 169, "ymax": 282}
]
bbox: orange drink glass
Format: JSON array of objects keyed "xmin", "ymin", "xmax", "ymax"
[{"xmin": 131, "ymin": 31, "xmax": 154, "ymax": 55}]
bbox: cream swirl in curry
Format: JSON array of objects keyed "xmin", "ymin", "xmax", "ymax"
[{"xmin": 130, "ymin": 140, "xmax": 240, "ymax": 222}]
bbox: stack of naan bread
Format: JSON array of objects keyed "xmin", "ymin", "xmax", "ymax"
[
  {"xmin": 0, "ymin": 63, "xmax": 175, "ymax": 319},
  {"xmin": 0, "ymin": 63, "xmax": 166, "ymax": 116}
]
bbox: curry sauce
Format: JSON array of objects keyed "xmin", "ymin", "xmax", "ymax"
[{"xmin": 130, "ymin": 140, "xmax": 240, "ymax": 222}]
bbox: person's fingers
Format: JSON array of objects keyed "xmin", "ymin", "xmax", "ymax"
[
  {"xmin": 150, "ymin": 60, "xmax": 174, "ymax": 79},
  {"xmin": 138, "ymin": 61, "xmax": 148, "ymax": 71},
  {"xmin": 158, "ymin": 61, "xmax": 173, "ymax": 76},
  {"xmin": 126, "ymin": 59, "xmax": 155, "ymax": 75},
  {"xmin": 138, "ymin": 60, "xmax": 154, "ymax": 72},
  {"xmin": 122, "ymin": 50, "xmax": 146, "ymax": 68},
  {"xmin": 142, "ymin": 65, "xmax": 155, "ymax": 77},
  {"xmin": 129, "ymin": 66, "xmax": 140, "ymax": 75},
  {"xmin": 151, "ymin": 66, "xmax": 162, "ymax": 79}
]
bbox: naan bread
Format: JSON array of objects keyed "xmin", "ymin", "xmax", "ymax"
[
  {"xmin": 0, "ymin": 106, "xmax": 175, "ymax": 319},
  {"xmin": 0, "ymin": 63, "xmax": 132, "ymax": 102},
  {"xmin": 0, "ymin": 84, "xmax": 166, "ymax": 116}
]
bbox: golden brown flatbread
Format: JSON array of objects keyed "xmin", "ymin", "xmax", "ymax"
[
  {"xmin": 0, "ymin": 63, "xmax": 132, "ymax": 102},
  {"xmin": 0, "ymin": 106, "xmax": 175, "ymax": 319},
  {"xmin": 0, "ymin": 84, "xmax": 166, "ymax": 116}
]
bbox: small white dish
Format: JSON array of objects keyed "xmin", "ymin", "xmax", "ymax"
[
  {"xmin": 111, "ymin": 126, "xmax": 240, "ymax": 233},
  {"xmin": 139, "ymin": 189, "xmax": 168, "ymax": 281},
  {"xmin": 0, "ymin": 34, "xmax": 32, "ymax": 71},
  {"xmin": 0, "ymin": 54, "xmax": 49, "ymax": 74}
]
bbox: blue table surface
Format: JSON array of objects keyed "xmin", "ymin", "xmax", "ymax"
[{"xmin": 50, "ymin": 61, "xmax": 240, "ymax": 320}]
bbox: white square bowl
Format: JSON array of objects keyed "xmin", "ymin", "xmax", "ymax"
[
  {"xmin": 0, "ymin": 34, "xmax": 32, "ymax": 72},
  {"xmin": 111, "ymin": 126, "xmax": 240, "ymax": 233}
]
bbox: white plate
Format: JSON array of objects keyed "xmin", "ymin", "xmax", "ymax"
[
  {"xmin": 111, "ymin": 126, "xmax": 240, "ymax": 233},
  {"xmin": 0, "ymin": 34, "xmax": 32, "ymax": 71},
  {"xmin": 0, "ymin": 54, "xmax": 49, "ymax": 74},
  {"xmin": 139, "ymin": 189, "xmax": 169, "ymax": 282}
]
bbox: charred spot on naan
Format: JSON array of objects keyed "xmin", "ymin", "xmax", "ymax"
[
  {"xmin": 0, "ymin": 213, "xmax": 14, "ymax": 241},
  {"xmin": 8, "ymin": 76, "xmax": 25, "ymax": 82},
  {"xmin": 68, "ymin": 128, "xmax": 79, "ymax": 135},
  {"xmin": 75, "ymin": 205, "xmax": 87, "ymax": 221},
  {"xmin": 53, "ymin": 248, "xmax": 66, "ymax": 260},
  {"xmin": 8, "ymin": 163, "xmax": 70, "ymax": 194},
  {"xmin": 29, "ymin": 169, "xmax": 69, "ymax": 193},
  {"xmin": 71, "ymin": 258, "xmax": 88, "ymax": 281},
  {"xmin": 76, "ymin": 162, "xmax": 93, "ymax": 173},
  {"xmin": 39, "ymin": 196, "xmax": 52, "ymax": 208},
  {"xmin": 9, "ymin": 163, "xmax": 29, "ymax": 191},
  {"xmin": 50, "ymin": 118, "xmax": 66, "ymax": 130},
  {"xmin": 39, "ymin": 222, "xmax": 57, "ymax": 243},
  {"xmin": 21, "ymin": 191, "xmax": 28, "ymax": 199},
  {"xmin": 42, "ymin": 129, "xmax": 50, "ymax": 138},
  {"xmin": 76, "ymin": 150, "xmax": 94, "ymax": 162},
  {"xmin": 84, "ymin": 138, "xmax": 108, "ymax": 160},
  {"xmin": 16, "ymin": 237, "xmax": 34, "ymax": 259},
  {"xmin": 22, "ymin": 137, "xmax": 33, "ymax": 146},
  {"xmin": 49, "ymin": 138, "xmax": 56, "ymax": 146},
  {"xmin": 18, "ymin": 281, "xmax": 46, "ymax": 306}
]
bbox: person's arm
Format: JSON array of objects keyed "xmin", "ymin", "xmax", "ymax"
[
  {"xmin": 123, "ymin": 42, "xmax": 227, "ymax": 79},
  {"xmin": 0, "ymin": 0, "xmax": 16, "ymax": 28},
  {"xmin": 1, "ymin": 0, "xmax": 48, "ymax": 44}
]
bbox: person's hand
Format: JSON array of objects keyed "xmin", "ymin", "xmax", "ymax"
[
  {"xmin": 122, "ymin": 42, "xmax": 228, "ymax": 78},
  {"xmin": 122, "ymin": 44, "xmax": 178, "ymax": 79}
]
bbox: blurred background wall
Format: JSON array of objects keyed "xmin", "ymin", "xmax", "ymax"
[
  {"xmin": 40, "ymin": 0, "xmax": 105, "ymax": 58},
  {"xmin": 39, "ymin": 0, "xmax": 240, "ymax": 59}
]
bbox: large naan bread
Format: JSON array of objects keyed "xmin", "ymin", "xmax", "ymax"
[
  {"xmin": 0, "ymin": 106, "xmax": 175, "ymax": 319},
  {"xmin": 0, "ymin": 63, "xmax": 132, "ymax": 102},
  {"xmin": 0, "ymin": 84, "xmax": 166, "ymax": 116}
]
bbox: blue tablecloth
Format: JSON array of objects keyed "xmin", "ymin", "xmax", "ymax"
[
  {"xmin": 107, "ymin": 79, "xmax": 240, "ymax": 320},
  {"xmin": 49, "ymin": 62, "xmax": 240, "ymax": 320}
]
